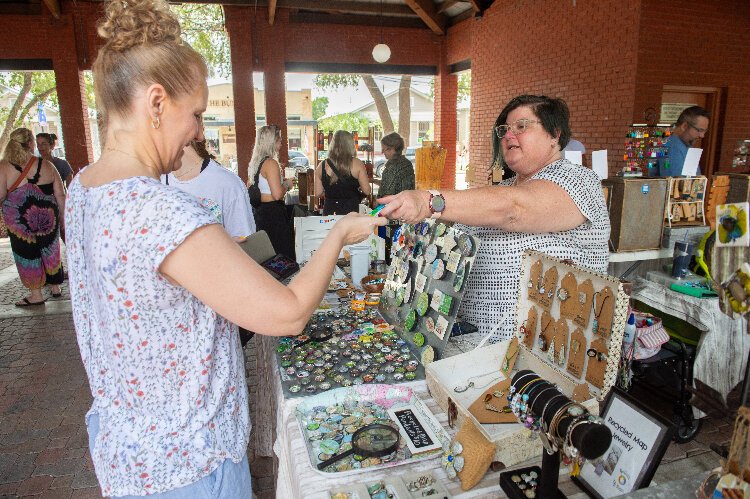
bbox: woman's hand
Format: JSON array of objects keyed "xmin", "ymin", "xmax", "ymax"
[
  {"xmin": 377, "ymin": 190, "xmax": 431, "ymax": 224},
  {"xmin": 331, "ymin": 212, "xmax": 388, "ymax": 246}
]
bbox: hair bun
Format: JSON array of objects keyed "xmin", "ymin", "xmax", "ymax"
[{"xmin": 97, "ymin": 0, "xmax": 182, "ymax": 52}]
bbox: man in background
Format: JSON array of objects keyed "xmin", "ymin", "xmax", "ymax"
[{"xmin": 661, "ymin": 106, "xmax": 710, "ymax": 176}]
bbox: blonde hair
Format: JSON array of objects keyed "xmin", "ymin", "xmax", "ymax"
[
  {"xmin": 248, "ymin": 125, "xmax": 281, "ymax": 184},
  {"xmin": 2, "ymin": 128, "xmax": 34, "ymax": 165},
  {"xmin": 92, "ymin": 0, "xmax": 208, "ymax": 127},
  {"xmin": 326, "ymin": 130, "xmax": 356, "ymax": 183}
]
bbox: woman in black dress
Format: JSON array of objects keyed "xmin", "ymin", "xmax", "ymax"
[{"xmin": 314, "ymin": 130, "xmax": 371, "ymax": 215}]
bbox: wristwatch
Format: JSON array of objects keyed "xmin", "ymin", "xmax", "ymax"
[{"xmin": 428, "ymin": 190, "xmax": 446, "ymax": 219}]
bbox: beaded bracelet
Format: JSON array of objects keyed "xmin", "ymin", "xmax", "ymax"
[{"xmin": 548, "ymin": 402, "xmax": 587, "ymax": 439}]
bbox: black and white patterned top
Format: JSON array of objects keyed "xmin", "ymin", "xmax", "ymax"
[{"xmin": 457, "ymin": 159, "xmax": 610, "ymax": 343}]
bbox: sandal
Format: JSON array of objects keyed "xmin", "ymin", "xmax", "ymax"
[
  {"xmin": 15, "ymin": 298, "xmax": 47, "ymax": 307},
  {"xmin": 51, "ymin": 292, "xmax": 62, "ymax": 298}
]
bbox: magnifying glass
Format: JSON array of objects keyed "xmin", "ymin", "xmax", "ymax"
[
  {"xmin": 317, "ymin": 423, "xmax": 400, "ymax": 471},
  {"xmin": 293, "ymin": 327, "xmax": 334, "ymax": 350}
]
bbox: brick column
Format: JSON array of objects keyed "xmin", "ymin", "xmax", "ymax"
[
  {"xmin": 434, "ymin": 45, "xmax": 457, "ymax": 190},
  {"xmin": 261, "ymin": 12, "xmax": 288, "ymax": 167},
  {"xmin": 225, "ymin": 6, "xmax": 256, "ymax": 184},
  {"xmin": 53, "ymin": 48, "xmax": 92, "ymax": 170}
]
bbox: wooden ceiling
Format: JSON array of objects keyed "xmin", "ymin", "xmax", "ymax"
[{"xmin": 0, "ymin": 0, "xmax": 493, "ymax": 35}]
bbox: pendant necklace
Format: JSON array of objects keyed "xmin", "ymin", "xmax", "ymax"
[
  {"xmin": 503, "ymin": 341, "xmax": 520, "ymax": 372},
  {"xmin": 592, "ymin": 292, "xmax": 610, "ymax": 333},
  {"xmin": 453, "ymin": 370, "xmax": 500, "ymax": 393}
]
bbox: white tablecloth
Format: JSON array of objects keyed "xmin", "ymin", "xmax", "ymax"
[{"xmin": 632, "ymin": 277, "xmax": 750, "ymax": 404}]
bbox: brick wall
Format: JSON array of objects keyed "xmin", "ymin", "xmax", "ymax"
[
  {"xmin": 460, "ymin": 1, "xmax": 641, "ymax": 185},
  {"xmin": 634, "ymin": 0, "xmax": 750, "ymax": 171}
]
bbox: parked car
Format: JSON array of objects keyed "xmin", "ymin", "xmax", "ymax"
[
  {"xmin": 288, "ymin": 150, "xmax": 310, "ymax": 168},
  {"xmin": 374, "ymin": 146, "xmax": 417, "ymax": 177}
]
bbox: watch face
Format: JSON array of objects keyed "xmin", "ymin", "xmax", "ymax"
[{"xmin": 431, "ymin": 194, "xmax": 446, "ymax": 213}]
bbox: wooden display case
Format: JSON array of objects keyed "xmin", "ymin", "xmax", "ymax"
[
  {"xmin": 425, "ymin": 251, "xmax": 628, "ymax": 467},
  {"xmin": 664, "ymin": 176, "xmax": 707, "ymax": 227}
]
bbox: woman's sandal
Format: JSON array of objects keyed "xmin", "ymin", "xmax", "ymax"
[
  {"xmin": 51, "ymin": 292, "xmax": 62, "ymax": 298},
  {"xmin": 15, "ymin": 298, "xmax": 47, "ymax": 307}
]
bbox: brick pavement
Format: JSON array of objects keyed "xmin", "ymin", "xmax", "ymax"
[{"xmin": 0, "ymin": 237, "xmax": 737, "ymax": 498}]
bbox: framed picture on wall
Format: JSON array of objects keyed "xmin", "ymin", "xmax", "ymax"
[{"xmin": 573, "ymin": 387, "xmax": 675, "ymax": 498}]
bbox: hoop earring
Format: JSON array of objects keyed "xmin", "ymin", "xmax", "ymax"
[{"xmin": 151, "ymin": 117, "xmax": 161, "ymax": 130}]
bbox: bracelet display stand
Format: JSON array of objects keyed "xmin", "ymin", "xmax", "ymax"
[{"xmin": 499, "ymin": 370, "xmax": 612, "ymax": 499}]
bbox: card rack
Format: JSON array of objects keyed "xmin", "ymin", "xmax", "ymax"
[
  {"xmin": 513, "ymin": 250, "xmax": 629, "ymax": 401},
  {"xmin": 380, "ymin": 221, "xmax": 481, "ymax": 364}
]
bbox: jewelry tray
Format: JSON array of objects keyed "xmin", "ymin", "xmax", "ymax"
[
  {"xmin": 294, "ymin": 384, "xmax": 449, "ymax": 477},
  {"xmin": 425, "ymin": 251, "xmax": 627, "ymax": 468}
]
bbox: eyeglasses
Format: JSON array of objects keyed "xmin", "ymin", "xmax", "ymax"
[
  {"xmin": 495, "ymin": 119, "xmax": 541, "ymax": 139},
  {"xmin": 688, "ymin": 122, "xmax": 708, "ymax": 134}
]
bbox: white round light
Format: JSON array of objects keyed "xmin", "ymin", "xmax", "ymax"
[{"xmin": 372, "ymin": 43, "xmax": 391, "ymax": 63}]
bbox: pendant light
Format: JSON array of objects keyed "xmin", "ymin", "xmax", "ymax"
[{"xmin": 372, "ymin": 0, "xmax": 391, "ymax": 63}]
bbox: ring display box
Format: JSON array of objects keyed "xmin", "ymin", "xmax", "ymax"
[{"xmin": 426, "ymin": 250, "xmax": 629, "ymax": 467}]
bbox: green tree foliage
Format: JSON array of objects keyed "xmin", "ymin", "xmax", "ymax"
[
  {"xmin": 429, "ymin": 71, "xmax": 471, "ymax": 103},
  {"xmin": 0, "ymin": 71, "xmax": 58, "ymax": 153},
  {"xmin": 317, "ymin": 112, "xmax": 373, "ymax": 135},
  {"xmin": 312, "ymin": 97, "xmax": 329, "ymax": 120},
  {"xmin": 173, "ymin": 4, "xmax": 231, "ymax": 78}
]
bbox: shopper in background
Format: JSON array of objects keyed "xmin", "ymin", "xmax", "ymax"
[
  {"xmin": 67, "ymin": 0, "xmax": 385, "ymax": 496},
  {"xmin": 0, "ymin": 128, "xmax": 65, "ymax": 306},
  {"xmin": 248, "ymin": 124, "xmax": 295, "ymax": 258},
  {"xmin": 379, "ymin": 95, "xmax": 610, "ymax": 342},
  {"xmin": 164, "ymin": 139, "xmax": 255, "ymax": 241},
  {"xmin": 376, "ymin": 132, "xmax": 415, "ymax": 197},
  {"xmin": 36, "ymin": 133, "xmax": 73, "ymax": 187},
  {"xmin": 660, "ymin": 105, "xmax": 710, "ymax": 176},
  {"xmin": 563, "ymin": 137, "xmax": 586, "ymax": 155},
  {"xmin": 315, "ymin": 130, "xmax": 371, "ymax": 215}
]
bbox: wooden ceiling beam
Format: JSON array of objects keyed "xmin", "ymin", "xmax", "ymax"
[
  {"xmin": 403, "ymin": 0, "xmax": 446, "ymax": 35},
  {"xmin": 437, "ymin": 0, "xmax": 460, "ymax": 14},
  {"xmin": 279, "ymin": 0, "xmax": 415, "ymax": 16},
  {"xmin": 465, "ymin": 0, "xmax": 481, "ymax": 12},
  {"xmin": 268, "ymin": 0, "xmax": 277, "ymax": 24},
  {"xmin": 42, "ymin": 0, "xmax": 61, "ymax": 18}
]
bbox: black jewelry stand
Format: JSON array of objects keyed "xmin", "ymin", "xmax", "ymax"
[{"xmin": 499, "ymin": 370, "xmax": 612, "ymax": 499}]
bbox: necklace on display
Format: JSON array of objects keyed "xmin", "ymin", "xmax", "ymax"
[
  {"xmin": 592, "ymin": 292, "xmax": 610, "ymax": 332},
  {"xmin": 453, "ymin": 370, "xmax": 501, "ymax": 393},
  {"xmin": 503, "ymin": 341, "xmax": 520, "ymax": 372}
]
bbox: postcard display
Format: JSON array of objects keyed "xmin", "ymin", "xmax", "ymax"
[
  {"xmin": 426, "ymin": 250, "xmax": 629, "ymax": 467},
  {"xmin": 380, "ymin": 220, "xmax": 481, "ymax": 363}
]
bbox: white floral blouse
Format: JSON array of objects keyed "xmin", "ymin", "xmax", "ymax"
[{"xmin": 66, "ymin": 174, "xmax": 250, "ymax": 496}]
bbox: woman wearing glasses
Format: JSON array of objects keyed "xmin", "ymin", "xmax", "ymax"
[
  {"xmin": 249, "ymin": 124, "xmax": 296, "ymax": 258},
  {"xmin": 379, "ymin": 95, "xmax": 609, "ymax": 343}
]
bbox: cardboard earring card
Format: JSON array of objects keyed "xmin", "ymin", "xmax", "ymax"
[
  {"xmin": 573, "ymin": 279, "xmax": 595, "ymax": 329},
  {"xmin": 538, "ymin": 310, "xmax": 554, "ymax": 352},
  {"xmin": 585, "ymin": 337, "xmax": 609, "ymax": 389},
  {"xmin": 552, "ymin": 319, "xmax": 569, "ymax": 368},
  {"xmin": 593, "ymin": 286, "xmax": 615, "ymax": 338},
  {"xmin": 566, "ymin": 328, "xmax": 587, "ymax": 379},
  {"xmin": 538, "ymin": 266, "xmax": 559, "ymax": 310},
  {"xmin": 558, "ymin": 272, "xmax": 579, "ymax": 320},
  {"xmin": 528, "ymin": 260, "xmax": 543, "ymax": 304},
  {"xmin": 521, "ymin": 306, "xmax": 538, "ymax": 349}
]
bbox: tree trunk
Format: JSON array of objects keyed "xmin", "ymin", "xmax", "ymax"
[
  {"xmin": 398, "ymin": 75, "xmax": 412, "ymax": 146},
  {"xmin": 362, "ymin": 74, "xmax": 394, "ymax": 134},
  {"xmin": 0, "ymin": 73, "xmax": 33, "ymax": 153}
]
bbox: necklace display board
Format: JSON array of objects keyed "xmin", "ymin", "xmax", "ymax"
[
  {"xmin": 379, "ymin": 221, "xmax": 481, "ymax": 364},
  {"xmin": 425, "ymin": 251, "xmax": 628, "ymax": 469},
  {"xmin": 275, "ymin": 305, "xmax": 426, "ymax": 399}
]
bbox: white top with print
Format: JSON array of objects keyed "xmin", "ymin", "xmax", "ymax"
[
  {"xmin": 66, "ymin": 174, "xmax": 250, "ymax": 496},
  {"xmin": 457, "ymin": 159, "xmax": 610, "ymax": 343}
]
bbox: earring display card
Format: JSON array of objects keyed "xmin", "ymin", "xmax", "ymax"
[
  {"xmin": 380, "ymin": 221, "xmax": 481, "ymax": 362},
  {"xmin": 514, "ymin": 250, "xmax": 629, "ymax": 401}
]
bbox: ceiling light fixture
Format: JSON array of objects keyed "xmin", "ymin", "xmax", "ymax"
[{"xmin": 372, "ymin": 0, "xmax": 391, "ymax": 63}]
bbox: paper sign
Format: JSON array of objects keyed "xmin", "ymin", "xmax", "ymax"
[
  {"xmin": 564, "ymin": 150, "xmax": 583, "ymax": 165},
  {"xmin": 592, "ymin": 150, "xmax": 608, "ymax": 179},
  {"xmin": 681, "ymin": 148, "xmax": 702, "ymax": 176}
]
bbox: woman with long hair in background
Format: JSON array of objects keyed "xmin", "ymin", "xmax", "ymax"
[{"xmin": 315, "ymin": 130, "xmax": 371, "ymax": 215}]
